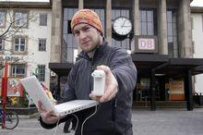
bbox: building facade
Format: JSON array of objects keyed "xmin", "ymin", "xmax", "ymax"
[
  {"xmin": 49, "ymin": 0, "xmax": 203, "ymax": 110},
  {"xmin": 191, "ymin": 6, "xmax": 203, "ymax": 95},
  {"xmin": 0, "ymin": 1, "xmax": 52, "ymax": 99}
]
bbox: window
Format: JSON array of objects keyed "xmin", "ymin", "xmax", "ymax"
[
  {"xmin": 0, "ymin": 11, "xmax": 6, "ymax": 27},
  {"xmin": 141, "ymin": 10, "xmax": 154, "ymax": 35},
  {"xmin": 63, "ymin": 8, "xmax": 79, "ymax": 63},
  {"xmin": 0, "ymin": 38, "xmax": 4, "ymax": 52},
  {"xmin": 202, "ymin": 15, "xmax": 203, "ymax": 32},
  {"xmin": 112, "ymin": 9, "xmax": 131, "ymax": 50},
  {"xmin": 14, "ymin": 11, "xmax": 28, "ymax": 27},
  {"xmin": 167, "ymin": 10, "xmax": 178, "ymax": 58},
  {"xmin": 192, "ymin": 41, "xmax": 195, "ymax": 54},
  {"xmin": 37, "ymin": 65, "xmax": 45, "ymax": 81},
  {"xmin": 11, "ymin": 64, "xmax": 26, "ymax": 77},
  {"xmin": 0, "ymin": 69, "xmax": 3, "ymax": 77},
  {"xmin": 13, "ymin": 37, "xmax": 26, "ymax": 53},
  {"xmin": 38, "ymin": 39, "xmax": 46, "ymax": 51},
  {"xmin": 39, "ymin": 13, "xmax": 47, "ymax": 26}
]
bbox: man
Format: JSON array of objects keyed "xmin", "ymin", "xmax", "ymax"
[{"xmin": 38, "ymin": 9, "xmax": 137, "ymax": 135}]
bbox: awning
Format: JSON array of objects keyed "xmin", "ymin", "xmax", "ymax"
[
  {"xmin": 131, "ymin": 54, "xmax": 203, "ymax": 77},
  {"xmin": 49, "ymin": 54, "xmax": 203, "ymax": 77},
  {"xmin": 49, "ymin": 62, "xmax": 73, "ymax": 76}
]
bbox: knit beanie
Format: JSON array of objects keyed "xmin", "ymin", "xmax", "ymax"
[{"xmin": 71, "ymin": 9, "xmax": 103, "ymax": 35}]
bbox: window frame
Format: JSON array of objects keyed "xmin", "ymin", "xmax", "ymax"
[
  {"xmin": 0, "ymin": 38, "xmax": 4, "ymax": 52},
  {"xmin": 140, "ymin": 9, "xmax": 155, "ymax": 36},
  {"xmin": 0, "ymin": 10, "xmax": 6, "ymax": 28},
  {"xmin": 39, "ymin": 13, "xmax": 48, "ymax": 26},
  {"xmin": 37, "ymin": 65, "xmax": 46, "ymax": 82},
  {"xmin": 202, "ymin": 14, "xmax": 203, "ymax": 32},
  {"xmin": 11, "ymin": 64, "xmax": 26, "ymax": 78},
  {"xmin": 167, "ymin": 10, "xmax": 178, "ymax": 58},
  {"xmin": 13, "ymin": 11, "xmax": 29, "ymax": 28},
  {"xmin": 12, "ymin": 36, "xmax": 27, "ymax": 54},
  {"xmin": 38, "ymin": 38, "xmax": 46, "ymax": 51}
]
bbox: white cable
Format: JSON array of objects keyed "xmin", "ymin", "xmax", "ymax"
[
  {"xmin": 81, "ymin": 105, "xmax": 98, "ymax": 135},
  {"xmin": 72, "ymin": 114, "xmax": 79, "ymax": 134},
  {"xmin": 52, "ymin": 105, "xmax": 98, "ymax": 135}
]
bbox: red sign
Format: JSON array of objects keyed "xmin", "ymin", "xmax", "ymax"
[{"xmin": 7, "ymin": 78, "xmax": 24, "ymax": 97}]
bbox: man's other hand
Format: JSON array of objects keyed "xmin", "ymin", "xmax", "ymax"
[{"xmin": 38, "ymin": 101, "xmax": 59, "ymax": 124}]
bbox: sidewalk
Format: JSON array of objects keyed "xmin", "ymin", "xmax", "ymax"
[
  {"xmin": 18, "ymin": 112, "xmax": 40, "ymax": 119},
  {"xmin": 132, "ymin": 108, "xmax": 203, "ymax": 135},
  {"xmin": 1, "ymin": 108, "xmax": 203, "ymax": 135}
]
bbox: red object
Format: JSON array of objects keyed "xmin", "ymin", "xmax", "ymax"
[
  {"xmin": 1, "ymin": 63, "xmax": 9, "ymax": 129},
  {"xmin": 7, "ymin": 78, "xmax": 25, "ymax": 97}
]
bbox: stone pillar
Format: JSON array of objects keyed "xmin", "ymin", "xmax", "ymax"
[
  {"xmin": 178, "ymin": 0, "xmax": 192, "ymax": 58},
  {"xmin": 134, "ymin": 0, "xmax": 140, "ymax": 36},
  {"xmin": 78, "ymin": 0, "xmax": 84, "ymax": 53},
  {"xmin": 157, "ymin": 0, "xmax": 168, "ymax": 55},
  {"xmin": 106, "ymin": 0, "xmax": 112, "ymax": 45},
  {"xmin": 184, "ymin": 70, "xmax": 193, "ymax": 110},
  {"xmin": 50, "ymin": 0, "xmax": 62, "ymax": 62},
  {"xmin": 78, "ymin": 0, "xmax": 84, "ymax": 10}
]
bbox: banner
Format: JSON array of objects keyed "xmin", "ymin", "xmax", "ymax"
[
  {"xmin": 169, "ymin": 79, "xmax": 185, "ymax": 101},
  {"xmin": 7, "ymin": 78, "xmax": 24, "ymax": 97}
]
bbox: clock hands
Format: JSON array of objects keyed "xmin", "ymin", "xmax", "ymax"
[
  {"xmin": 121, "ymin": 19, "xmax": 131, "ymax": 28},
  {"xmin": 121, "ymin": 19, "xmax": 126, "ymax": 27}
]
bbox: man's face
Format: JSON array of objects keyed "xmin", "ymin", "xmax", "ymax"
[{"xmin": 73, "ymin": 23, "xmax": 101, "ymax": 53}]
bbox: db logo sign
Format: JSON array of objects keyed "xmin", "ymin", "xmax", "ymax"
[{"xmin": 138, "ymin": 38, "xmax": 155, "ymax": 50}]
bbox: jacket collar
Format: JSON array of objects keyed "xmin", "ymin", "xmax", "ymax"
[{"xmin": 78, "ymin": 41, "xmax": 108, "ymax": 61}]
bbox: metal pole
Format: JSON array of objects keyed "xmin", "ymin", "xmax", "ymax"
[{"xmin": 2, "ymin": 62, "xmax": 8, "ymax": 129}]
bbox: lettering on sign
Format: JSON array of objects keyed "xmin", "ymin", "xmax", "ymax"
[
  {"xmin": 0, "ymin": 56, "xmax": 20, "ymax": 62},
  {"xmin": 134, "ymin": 36, "xmax": 158, "ymax": 53},
  {"xmin": 138, "ymin": 38, "xmax": 155, "ymax": 50}
]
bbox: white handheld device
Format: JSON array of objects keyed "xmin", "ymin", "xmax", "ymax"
[{"xmin": 91, "ymin": 70, "xmax": 106, "ymax": 96}]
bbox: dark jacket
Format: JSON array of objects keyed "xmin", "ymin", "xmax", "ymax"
[{"xmin": 40, "ymin": 41, "xmax": 137, "ymax": 135}]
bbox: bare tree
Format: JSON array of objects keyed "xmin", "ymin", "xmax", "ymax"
[
  {"xmin": 0, "ymin": 1, "xmax": 38, "ymax": 72},
  {"xmin": 0, "ymin": 8, "xmax": 37, "ymax": 40}
]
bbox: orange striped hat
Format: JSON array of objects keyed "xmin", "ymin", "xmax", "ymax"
[{"xmin": 71, "ymin": 9, "xmax": 103, "ymax": 35}]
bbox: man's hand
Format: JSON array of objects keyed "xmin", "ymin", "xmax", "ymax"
[
  {"xmin": 38, "ymin": 101, "xmax": 59, "ymax": 124},
  {"xmin": 89, "ymin": 65, "xmax": 118, "ymax": 103}
]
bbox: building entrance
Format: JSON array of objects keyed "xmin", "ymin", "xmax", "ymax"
[
  {"xmin": 134, "ymin": 76, "xmax": 169, "ymax": 102},
  {"xmin": 155, "ymin": 76, "xmax": 169, "ymax": 101}
]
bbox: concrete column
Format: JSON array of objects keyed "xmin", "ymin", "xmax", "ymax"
[
  {"xmin": 106, "ymin": 0, "xmax": 112, "ymax": 45},
  {"xmin": 178, "ymin": 0, "xmax": 192, "ymax": 58},
  {"xmin": 184, "ymin": 70, "xmax": 193, "ymax": 110},
  {"xmin": 50, "ymin": 0, "xmax": 62, "ymax": 62},
  {"xmin": 157, "ymin": 0, "xmax": 168, "ymax": 55},
  {"xmin": 133, "ymin": 0, "xmax": 140, "ymax": 36},
  {"xmin": 78, "ymin": 0, "xmax": 84, "ymax": 10},
  {"xmin": 78, "ymin": 0, "xmax": 84, "ymax": 53}
]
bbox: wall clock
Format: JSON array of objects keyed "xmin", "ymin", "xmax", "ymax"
[{"xmin": 112, "ymin": 16, "xmax": 132, "ymax": 36}]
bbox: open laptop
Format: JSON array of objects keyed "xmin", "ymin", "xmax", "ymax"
[{"xmin": 20, "ymin": 76, "xmax": 98, "ymax": 117}]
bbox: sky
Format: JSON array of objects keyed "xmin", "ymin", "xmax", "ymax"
[
  {"xmin": 0, "ymin": 0, "xmax": 49, "ymax": 2},
  {"xmin": 0, "ymin": 0, "xmax": 203, "ymax": 7},
  {"xmin": 191, "ymin": 0, "xmax": 203, "ymax": 7}
]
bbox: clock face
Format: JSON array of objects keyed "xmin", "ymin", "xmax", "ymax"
[{"xmin": 113, "ymin": 17, "xmax": 132, "ymax": 36}]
